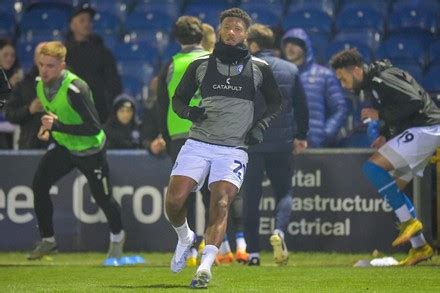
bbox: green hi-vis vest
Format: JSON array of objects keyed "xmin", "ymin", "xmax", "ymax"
[
  {"xmin": 36, "ymin": 71, "xmax": 105, "ymax": 152},
  {"xmin": 167, "ymin": 50, "xmax": 208, "ymax": 138}
]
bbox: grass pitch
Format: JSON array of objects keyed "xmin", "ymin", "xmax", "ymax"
[{"xmin": 1, "ymin": 251, "xmax": 440, "ymax": 292}]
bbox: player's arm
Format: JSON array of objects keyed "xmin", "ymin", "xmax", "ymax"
[
  {"xmin": 51, "ymin": 79, "xmax": 101, "ymax": 135},
  {"xmin": 172, "ymin": 60, "xmax": 205, "ymax": 122},
  {"xmin": 256, "ymin": 62, "xmax": 283, "ymax": 129}
]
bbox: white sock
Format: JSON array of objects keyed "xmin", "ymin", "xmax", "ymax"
[
  {"xmin": 173, "ymin": 218, "xmax": 191, "ymax": 243},
  {"xmin": 273, "ymin": 229, "xmax": 285, "ymax": 239},
  {"xmin": 198, "ymin": 245, "xmax": 218, "ymax": 272},
  {"xmin": 42, "ymin": 236, "xmax": 56, "ymax": 243},
  {"xmin": 249, "ymin": 252, "xmax": 260, "ymax": 259},
  {"xmin": 410, "ymin": 233, "xmax": 427, "ymax": 248},
  {"xmin": 395, "ymin": 205, "xmax": 412, "ymax": 223},
  {"xmin": 190, "ymin": 247, "xmax": 198, "ymax": 258},
  {"xmin": 219, "ymin": 239, "xmax": 231, "ymax": 255},
  {"xmin": 236, "ymin": 236, "xmax": 247, "ymax": 251},
  {"xmin": 110, "ymin": 230, "xmax": 125, "ymax": 243}
]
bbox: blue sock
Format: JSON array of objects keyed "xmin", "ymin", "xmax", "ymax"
[
  {"xmin": 403, "ymin": 194, "xmax": 417, "ymax": 218},
  {"xmin": 362, "ymin": 161, "xmax": 406, "ymax": 210}
]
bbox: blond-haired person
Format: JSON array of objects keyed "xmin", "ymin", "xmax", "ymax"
[{"xmin": 28, "ymin": 42, "xmax": 125, "ymax": 262}]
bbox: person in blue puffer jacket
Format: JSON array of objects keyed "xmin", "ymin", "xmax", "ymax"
[{"xmin": 282, "ymin": 28, "xmax": 348, "ymax": 147}]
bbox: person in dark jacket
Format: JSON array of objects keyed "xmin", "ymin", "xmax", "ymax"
[
  {"xmin": 5, "ymin": 42, "xmax": 49, "ymax": 149},
  {"xmin": 282, "ymin": 28, "xmax": 347, "ymax": 147},
  {"xmin": 65, "ymin": 3, "xmax": 122, "ymax": 123},
  {"xmin": 104, "ymin": 94, "xmax": 140, "ymax": 149},
  {"xmin": 330, "ymin": 48, "xmax": 440, "ymax": 266},
  {"xmin": 243, "ymin": 24, "xmax": 309, "ymax": 266}
]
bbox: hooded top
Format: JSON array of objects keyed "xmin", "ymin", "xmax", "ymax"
[
  {"xmin": 282, "ymin": 28, "xmax": 348, "ymax": 147},
  {"xmin": 104, "ymin": 94, "xmax": 140, "ymax": 149}
]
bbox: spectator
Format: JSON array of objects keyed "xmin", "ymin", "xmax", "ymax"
[
  {"xmin": 0, "ymin": 39, "xmax": 23, "ymax": 148},
  {"xmin": 0, "ymin": 39, "xmax": 23, "ymax": 88},
  {"xmin": 104, "ymin": 94, "xmax": 141, "ymax": 149},
  {"xmin": 5, "ymin": 42, "xmax": 49, "ymax": 149},
  {"xmin": 139, "ymin": 76, "xmax": 167, "ymax": 156},
  {"xmin": 65, "ymin": 3, "xmax": 122, "ymax": 123},
  {"xmin": 282, "ymin": 28, "xmax": 347, "ymax": 147},
  {"xmin": 243, "ymin": 24, "xmax": 309, "ymax": 266},
  {"xmin": 201, "ymin": 23, "xmax": 216, "ymax": 53}
]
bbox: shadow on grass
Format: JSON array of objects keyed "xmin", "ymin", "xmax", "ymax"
[{"xmin": 109, "ymin": 284, "xmax": 190, "ymax": 289}]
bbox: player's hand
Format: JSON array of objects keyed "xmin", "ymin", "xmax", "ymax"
[
  {"xmin": 37, "ymin": 126, "xmax": 50, "ymax": 141},
  {"xmin": 293, "ymin": 139, "xmax": 308, "ymax": 154},
  {"xmin": 245, "ymin": 123, "xmax": 265, "ymax": 145},
  {"xmin": 150, "ymin": 136, "xmax": 166, "ymax": 155},
  {"xmin": 41, "ymin": 112, "xmax": 58, "ymax": 130},
  {"xmin": 186, "ymin": 106, "xmax": 207, "ymax": 122},
  {"xmin": 29, "ymin": 98, "xmax": 43, "ymax": 114},
  {"xmin": 371, "ymin": 135, "xmax": 386, "ymax": 150},
  {"xmin": 361, "ymin": 108, "xmax": 379, "ymax": 122}
]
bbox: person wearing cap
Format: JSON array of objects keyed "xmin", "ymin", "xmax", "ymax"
[
  {"xmin": 27, "ymin": 41, "xmax": 125, "ymax": 262},
  {"xmin": 65, "ymin": 2, "xmax": 122, "ymax": 123},
  {"xmin": 282, "ymin": 28, "xmax": 347, "ymax": 147}
]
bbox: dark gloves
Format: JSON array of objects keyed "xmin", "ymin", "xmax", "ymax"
[
  {"xmin": 0, "ymin": 68, "xmax": 11, "ymax": 109},
  {"xmin": 245, "ymin": 121, "xmax": 266, "ymax": 145},
  {"xmin": 185, "ymin": 106, "xmax": 208, "ymax": 122}
]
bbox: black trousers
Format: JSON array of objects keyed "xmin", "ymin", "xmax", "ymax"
[
  {"xmin": 243, "ymin": 152, "xmax": 293, "ymax": 253},
  {"xmin": 32, "ymin": 145, "xmax": 123, "ymax": 238}
]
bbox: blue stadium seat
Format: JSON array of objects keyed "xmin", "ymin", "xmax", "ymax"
[
  {"xmin": 307, "ymin": 31, "xmax": 329, "ymax": 64},
  {"xmin": 93, "ymin": 12, "xmax": 121, "ymax": 36},
  {"xmin": 392, "ymin": 0, "xmax": 440, "ymax": 13},
  {"xmin": 422, "ymin": 65, "xmax": 440, "ymax": 93},
  {"xmin": 289, "ymin": 0, "xmax": 335, "ymax": 16},
  {"xmin": 334, "ymin": 29, "xmax": 381, "ymax": 51},
  {"xmin": 241, "ymin": 6, "xmax": 281, "ymax": 26},
  {"xmin": 0, "ymin": 11, "xmax": 16, "ymax": 37},
  {"xmin": 113, "ymin": 41, "xmax": 159, "ymax": 65},
  {"xmin": 123, "ymin": 29, "xmax": 170, "ymax": 52},
  {"xmin": 388, "ymin": 7, "xmax": 438, "ymax": 34},
  {"xmin": 20, "ymin": 7, "xmax": 70, "ymax": 33},
  {"xmin": 338, "ymin": 0, "xmax": 389, "ymax": 15},
  {"xmin": 162, "ymin": 41, "xmax": 181, "ymax": 61},
  {"xmin": 376, "ymin": 35, "xmax": 426, "ymax": 66},
  {"xmin": 118, "ymin": 62, "xmax": 155, "ymax": 83},
  {"xmin": 335, "ymin": 4, "xmax": 385, "ymax": 34},
  {"xmin": 325, "ymin": 40, "xmax": 372, "ymax": 64},
  {"xmin": 184, "ymin": 3, "xmax": 226, "ymax": 27},
  {"xmin": 428, "ymin": 40, "xmax": 440, "ymax": 66},
  {"xmin": 124, "ymin": 10, "xmax": 175, "ymax": 32},
  {"xmin": 282, "ymin": 8, "xmax": 332, "ymax": 33},
  {"xmin": 240, "ymin": 0, "xmax": 285, "ymax": 17},
  {"xmin": 134, "ymin": 0, "xmax": 181, "ymax": 19}
]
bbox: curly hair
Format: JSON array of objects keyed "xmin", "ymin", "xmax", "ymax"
[
  {"xmin": 219, "ymin": 8, "xmax": 252, "ymax": 29},
  {"xmin": 330, "ymin": 48, "xmax": 364, "ymax": 70}
]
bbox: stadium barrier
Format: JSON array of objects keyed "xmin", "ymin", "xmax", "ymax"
[{"xmin": 0, "ymin": 149, "xmax": 431, "ymax": 253}]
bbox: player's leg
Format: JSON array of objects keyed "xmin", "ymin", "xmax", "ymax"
[
  {"xmin": 242, "ymin": 152, "xmax": 265, "ymax": 265},
  {"xmin": 167, "ymin": 140, "xmax": 210, "ymax": 273},
  {"xmin": 363, "ymin": 126, "xmax": 439, "ymax": 249},
  {"xmin": 266, "ymin": 152, "xmax": 293, "ymax": 265},
  {"xmin": 75, "ymin": 150, "xmax": 124, "ymax": 259},
  {"xmin": 29, "ymin": 146, "xmax": 74, "ymax": 260},
  {"xmin": 191, "ymin": 145, "xmax": 247, "ymax": 288}
]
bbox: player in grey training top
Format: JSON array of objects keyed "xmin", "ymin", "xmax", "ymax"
[{"xmin": 164, "ymin": 8, "xmax": 283, "ymax": 289}]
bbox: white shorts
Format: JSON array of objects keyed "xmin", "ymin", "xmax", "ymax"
[
  {"xmin": 379, "ymin": 125, "xmax": 440, "ymax": 181},
  {"xmin": 171, "ymin": 139, "xmax": 248, "ymax": 192}
]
